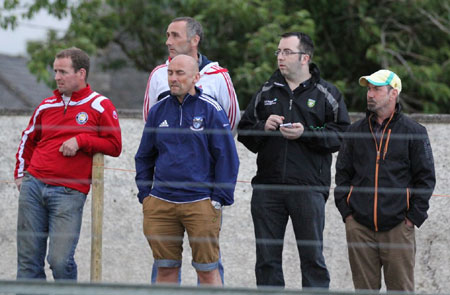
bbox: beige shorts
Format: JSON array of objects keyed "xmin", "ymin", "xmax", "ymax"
[{"xmin": 143, "ymin": 196, "xmax": 221, "ymax": 271}]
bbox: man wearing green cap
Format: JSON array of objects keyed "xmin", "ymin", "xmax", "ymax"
[{"xmin": 334, "ymin": 69, "xmax": 436, "ymax": 291}]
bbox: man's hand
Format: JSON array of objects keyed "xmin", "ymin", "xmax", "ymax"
[
  {"xmin": 59, "ymin": 137, "xmax": 79, "ymax": 157},
  {"xmin": 405, "ymin": 218, "xmax": 414, "ymax": 228},
  {"xmin": 280, "ymin": 122, "xmax": 304, "ymax": 140},
  {"xmin": 264, "ymin": 115, "xmax": 285, "ymax": 131},
  {"xmin": 15, "ymin": 177, "xmax": 23, "ymax": 192}
]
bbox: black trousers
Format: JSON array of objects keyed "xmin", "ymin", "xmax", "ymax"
[{"xmin": 251, "ymin": 186, "xmax": 330, "ymax": 288}]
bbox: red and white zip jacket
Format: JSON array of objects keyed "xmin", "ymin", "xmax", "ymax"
[
  {"xmin": 143, "ymin": 56, "xmax": 240, "ymax": 134},
  {"xmin": 14, "ymin": 85, "xmax": 122, "ymax": 195}
]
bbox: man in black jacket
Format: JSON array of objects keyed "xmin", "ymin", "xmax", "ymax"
[
  {"xmin": 238, "ymin": 32, "xmax": 350, "ymax": 288},
  {"xmin": 334, "ymin": 70, "xmax": 435, "ymax": 291}
]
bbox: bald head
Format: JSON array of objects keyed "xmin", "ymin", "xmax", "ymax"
[
  {"xmin": 168, "ymin": 54, "xmax": 200, "ymax": 102},
  {"xmin": 171, "ymin": 55, "xmax": 198, "ymax": 75}
]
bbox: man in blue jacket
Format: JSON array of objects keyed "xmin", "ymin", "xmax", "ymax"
[{"xmin": 135, "ymin": 55, "xmax": 239, "ymax": 285}]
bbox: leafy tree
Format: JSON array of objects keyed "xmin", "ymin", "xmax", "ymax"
[
  {"xmin": 1, "ymin": 0, "xmax": 449, "ymax": 113},
  {"xmin": 301, "ymin": 0, "xmax": 450, "ymax": 112}
]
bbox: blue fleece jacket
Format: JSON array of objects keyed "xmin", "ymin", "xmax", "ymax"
[{"xmin": 135, "ymin": 87, "xmax": 239, "ymax": 205}]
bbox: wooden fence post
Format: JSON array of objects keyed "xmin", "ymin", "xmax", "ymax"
[{"xmin": 91, "ymin": 153, "xmax": 104, "ymax": 282}]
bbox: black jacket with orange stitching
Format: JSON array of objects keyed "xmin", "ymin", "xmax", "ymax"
[{"xmin": 335, "ymin": 105, "xmax": 436, "ymax": 231}]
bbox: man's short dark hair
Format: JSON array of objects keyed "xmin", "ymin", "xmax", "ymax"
[
  {"xmin": 55, "ymin": 47, "xmax": 90, "ymax": 80},
  {"xmin": 386, "ymin": 85, "xmax": 401, "ymax": 102},
  {"xmin": 281, "ymin": 32, "xmax": 314, "ymax": 62},
  {"xmin": 172, "ymin": 17, "xmax": 203, "ymax": 46}
]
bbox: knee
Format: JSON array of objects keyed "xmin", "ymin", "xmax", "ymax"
[
  {"xmin": 196, "ymin": 268, "xmax": 222, "ymax": 285},
  {"xmin": 197, "ymin": 270, "xmax": 213, "ymax": 279},
  {"xmin": 47, "ymin": 254, "xmax": 76, "ymax": 278},
  {"xmin": 158, "ymin": 267, "xmax": 178, "ymax": 277},
  {"xmin": 156, "ymin": 267, "xmax": 180, "ymax": 284}
]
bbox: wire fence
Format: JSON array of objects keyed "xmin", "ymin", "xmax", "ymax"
[
  {"xmin": 0, "ymin": 279, "xmax": 448, "ymax": 295},
  {"xmin": 1, "ymin": 113, "xmax": 449, "ymax": 292}
]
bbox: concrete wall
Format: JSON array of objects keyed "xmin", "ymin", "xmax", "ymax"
[{"xmin": 0, "ymin": 115, "xmax": 449, "ymax": 292}]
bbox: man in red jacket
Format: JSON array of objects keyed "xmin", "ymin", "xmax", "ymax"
[{"xmin": 14, "ymin": 47, "xmax": 122, "ymax": 280}]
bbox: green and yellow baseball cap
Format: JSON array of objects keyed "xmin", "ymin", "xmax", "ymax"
[{"xmin": 359, "ymin": 70, "xmax": 402, "ymax": 93}]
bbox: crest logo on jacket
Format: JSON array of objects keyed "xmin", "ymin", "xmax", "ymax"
[
  {"xmin": 191, "ymin": 116, "xmax": 204, "ymax": 131},
  {"xmin": 76, "ymin": 112, "xmax": 89, "ymax": 125},
  {"xmin": 307, "ymin": 98, "xmax": 316, "ymax": 108},
  {"xmin": 264, "ymin": 98, "xmax": 278, "ymax": 106}
]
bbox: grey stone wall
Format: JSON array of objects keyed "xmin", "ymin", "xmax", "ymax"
[{"xmin": 0, "ymin": 116, "xmax": 449, "ymax": 292}]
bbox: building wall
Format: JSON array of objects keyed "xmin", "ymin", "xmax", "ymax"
[{"xmin": 1, "ymin": 115, "xmax": 449, "ymax": 292}]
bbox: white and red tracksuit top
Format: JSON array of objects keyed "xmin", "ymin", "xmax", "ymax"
[
  {"xmin": 14, "ymin": 85, "xmax": 122, "ymax": 194},
  {"xmin": 142, "ymin": 55, "xmax": 240, "ymax": 134}
]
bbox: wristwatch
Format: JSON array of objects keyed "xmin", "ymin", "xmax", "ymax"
[{"xmin": 211, "ymin": 200, "xmax": 222, "ymax": 210}]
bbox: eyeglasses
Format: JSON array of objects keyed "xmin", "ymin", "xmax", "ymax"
[{"xmin": 274, "ymin": 49, "xmax": 307, "ymax": 57}]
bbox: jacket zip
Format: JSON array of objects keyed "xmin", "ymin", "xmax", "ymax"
[
  {"xmin": 383, "ymin": 129, "xmax": 391, "ymax": 160},
  {"xmin": 368, "ymin": 112, "xmax": 394, "ymax": 231},
  {"xmin": 179, "ymin": 94, "xmax": 191, "ymax": 127},
  {"xmin": 281, "ymin": 97, "xmax": 294, "ymax": 183},
  {"xmin": 63, "ymin": 98, "xmax": 71, "ymax": 114}
]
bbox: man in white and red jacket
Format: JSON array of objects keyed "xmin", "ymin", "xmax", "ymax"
[
  {"xmin": 14, "ymin": 47, "xmax": 122, "ymax": 280},
  {"xmin": 143, "ymin": 17, "xmax": 240, "ymax": 135}
]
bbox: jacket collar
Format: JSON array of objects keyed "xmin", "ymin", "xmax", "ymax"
[
  {"xmin": 198, "ymin": 53, "xmax": 212, "ymax": 71},
  {"xmin": 171, "ymin": 86, "xmax": 203, "ymax": 104},
  {"xmin": 166, "ymin": 53, "xmax": 212, "ymax": 71},
  {"xmin": 53, "ymin": 84, "xmax": 92, "ymax": 101}
]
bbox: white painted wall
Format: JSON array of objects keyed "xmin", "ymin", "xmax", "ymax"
[{"xmin": 1, "ymin": 116, "xmax": 448, "ymax": 292}]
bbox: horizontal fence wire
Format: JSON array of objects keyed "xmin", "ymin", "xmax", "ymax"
[
  {"xmin": 0, "ymin": 280, "xmax": 448, "ymax": 295},
  {"xmin": 3, "ymin": 125, "xmax": 448, "ymax": 245},
  {"xmin": 2, "ymin": 176, "xmax": 449, "ymax": 198}
]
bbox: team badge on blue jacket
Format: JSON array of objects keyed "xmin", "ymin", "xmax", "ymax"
[
  {"xmin": 191, "ymin": 116, "xmax": 204, "ymax": 131},
  {"xmin": 307, "ymin": 98, "xmax": 316, "ymax": 108},
  {"xmin": 76, "ymin": 112, "xmax": 89, "ymax": 125}
]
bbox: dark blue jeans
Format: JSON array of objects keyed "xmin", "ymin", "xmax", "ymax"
[
  {"xmin": 16, "ymin": 173, "xmax": 86, "ymax": 280},
  {"xmin": 251, "ymin": 187, "xmax": 330, "ymax": 288}
]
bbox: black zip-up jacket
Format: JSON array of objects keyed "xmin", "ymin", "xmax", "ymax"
[
  {"xmin": 238, "ymin": 64, "xmax": 350, "ymax": 195},
  {"xmin": 334, "ymin": 106, "xmax": 436, "ymax": 231}
]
